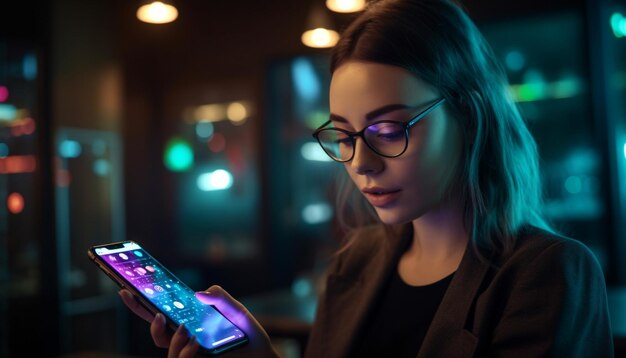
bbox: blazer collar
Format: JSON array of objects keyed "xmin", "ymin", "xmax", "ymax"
[
  {"xmin": 321, "ymin": 224, "xmax": 490, "ymax": 358},
  {"xmin": 320, "ymin": 224, "xmax": 412, "ymax": 358},
  {"xmin": 417, "ymin": 242, "xmax": 490, "ymax": 357}
]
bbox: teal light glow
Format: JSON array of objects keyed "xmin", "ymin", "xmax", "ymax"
[
  {"xmin": 0, "ymin": 104, "xmax": 17, "ymax": 121},
  {"xmin": 197, "ymin": 169, "xmax": 233, "ymax": 191},
  {"xmin": 504, "ymin": 50, "xmax": 525, "ymax": 72},
  {"xmin": 291, "ymin": 57, "xmax": 320, "ymax": 102},
  {"xmin": 291, "ymin": 277, "xmax": 313, "ymax": 297},
  {"xmin": 93, "ymin": 159, "xmax": 110, "ymax": 176},
  {"xmin": 92, "ymin": 139, "xmax": 107, "ymax": 156},
  {"xmin": 623, "ymin": 142, "xmax": 626, "ymax": 159},
  {"xmin": 0, "ymin": 143, "xmax": 8, "ymax": 157},
  {"xmin": 551, "ymin": 77, "xmax": 582, "ymax": 99},
  {"xmin": 164, "ymin": 138, "xmax": 193, "ymax": 172},
  {"xmin": 59, "ymin": 140, "xmax": 82, "ymax": 158},
  {"xmin": 565, "ymin": 176, "xmax": 583, "ymax": 194},
  {"xmin": 301, "ymin": 142, "xmax": 333, "ymax": 162},
  {"xmin": 302, "ymin": 202, "xmax": 333, "ymax": 224},
  {"xmin": 195, "ymin": 121, "xmax": 214, "ymax": 138},
  {"xmin": 305, "ymin": 111, "xmax": 330, "ymax": 129},
  {"xmin": 611, "ymin": 12, "xmax": 626, "ymax": 38},
  {"xmin": 22, "ymin": 54, "xmax": 38, "ymax": 80}
]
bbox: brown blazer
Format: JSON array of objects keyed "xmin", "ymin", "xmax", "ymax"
[{"xmin": 304, "ymin": 225, "xmax": 614, "ymax": 358}]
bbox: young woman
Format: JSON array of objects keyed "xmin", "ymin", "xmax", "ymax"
[{"xmin": 120, "ymin": 0, "xmax": 614, "ymax": 357}]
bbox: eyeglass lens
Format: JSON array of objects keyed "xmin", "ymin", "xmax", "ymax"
[{"xmin": 317, "ymin": 122, "xmax": 407, "ymax": 161}]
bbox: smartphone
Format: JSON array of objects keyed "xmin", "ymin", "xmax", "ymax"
[{"xmin": 87, "ymin": 241, "xmax": 248, "ymax": 355}]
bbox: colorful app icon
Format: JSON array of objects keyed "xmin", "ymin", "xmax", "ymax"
[
  {"xmin": 125, "ymin": 270, "xmax": 134, "ymax": 277},
  {"xmin": 119, "ymin": 253, "xmax": 129, "ymax": 260},
  {"xmin": 134, "ymin": 267, "xmax": 147, "ymax": 276},
  {"xmin": 108, "ymin": 255, "xmax": 117, "ymax": 262},
  {"xmin": 154, "ymin": 285, "xmax": 164, "ymax": 292},
  {"xmin": 144, "ymin": 287, "xmax": 154, "ymax": 295},
  {"xmin": 145, "ymin": 265, "xmax": 156, "ymax": 273},
  {"xmin": 133, "ymin": 251, "xmax": 144, "ymax": 257},
  {"xmin": 163, "ymin": 305, "xmax": 172, "ymax": 312},
  {"xmin": 173, "ymin": 301, "xmax": 184, "ymax": 309}
]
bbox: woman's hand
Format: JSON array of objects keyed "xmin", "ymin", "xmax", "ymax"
[{"xmin": 119, "ymin": 285, "xmax": 280, "ymax": 358}]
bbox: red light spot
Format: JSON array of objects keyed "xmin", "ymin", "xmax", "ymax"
[
  {"xmin": 7, "ymin": 192, "xmax": 24, "ymax": 214},
  {"xmin": 0, "ymin": 155, "xmax": 37, "ymax": 174},
  {"xmin": 208, "ymin": 132, "xmax": 226, "ymax": 153},
  {"xmin": 0, "ymin": 86, "xmax": 8, "ymax": 102},
  {"xmin": 56, "ymin": 169, "xmax": 71, "ymax": 187},
  {"xmin": 22, "ymin": 117, "xmax": 36, "ymax": 135}
]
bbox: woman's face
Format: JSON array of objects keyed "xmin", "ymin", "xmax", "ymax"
[{"xmin": 329, "ymin": 61, "xmax": 463, "ymax": 225}]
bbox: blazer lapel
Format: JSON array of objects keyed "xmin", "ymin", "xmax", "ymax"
[
  {"xmin": 417, "ymin": 244, "xmax": 490, "ymax": 358},
  {"xmin": 316, "ymin": 225, "xmax": 412, "ymax": 358}
]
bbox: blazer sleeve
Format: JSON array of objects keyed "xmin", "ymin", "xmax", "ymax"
[{"xmin": 491, "ymin": 240, "xmax": 614, "ymax": 357}]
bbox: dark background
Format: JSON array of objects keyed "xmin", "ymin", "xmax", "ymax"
[{"xmin": 1, "ymin": 0, "xmax": 625, "ymax": 357}]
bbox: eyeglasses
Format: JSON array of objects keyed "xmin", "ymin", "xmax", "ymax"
[{"xmin": 312, "ymin": 97, "xmax": 446, "ymax": 162}]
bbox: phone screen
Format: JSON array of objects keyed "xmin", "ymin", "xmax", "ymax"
[{"xmin": 89, "ymin": 241, "xmax": 247, "ymax": 354}]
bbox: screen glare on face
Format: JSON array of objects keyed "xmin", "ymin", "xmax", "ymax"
[{"xmin": 317, "ymin": 121, "xmax": 408, "ymax": 161}]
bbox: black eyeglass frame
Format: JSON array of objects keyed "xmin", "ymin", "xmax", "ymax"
[{"xmin": 312, "ymin": 97, "xmax": 447, "ymax": 162}]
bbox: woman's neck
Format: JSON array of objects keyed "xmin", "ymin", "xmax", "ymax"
[
  {"xmin": 408, "ymin": 199, "xmax": 469, "ymax": 262},
  {"xmin": 397, "ymin": 200, "xmax": 469, "ymax": 286}
]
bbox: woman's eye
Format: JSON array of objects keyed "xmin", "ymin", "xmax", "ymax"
[
  {"xmin": 378, "ymin": 131, "xmax": 404, "ymax": 140},
  {"xmin": 337, "ymin": 137, "xmax": 354, "ymax": 146},
  {"xmin": 373, "ymin": 125, "xmax": 404, "ymax": 141}
]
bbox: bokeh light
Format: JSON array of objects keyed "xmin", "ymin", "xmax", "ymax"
[
  {"xmin": 0, "ymin": 86, "xmax": 8, "ymax": 102},
  {"xmin": 7, "ymin": 192, "xmax": 24, "ymax": 214},
  {"xmin": 208, "ymin": 133, "xmax": 226, "ymax": 153},
  {"xmin": 326, "ymin": 0, "xmax": 366, "ymax": 13},
  {"xmin": 301, "ymin": 28, "xmax": 339, "ymax": 48},
  {"xmin": 302, "ymin": 202, "xmax": 333, "ymax": 224},
  {"xmin": 197, "ymin": 169, "xmax": 233, "ymax": 191},
  {"xmin": 196, "ymin": 121, "xmax": 215, "ymax": 138},
  {"xmin": 227, "ymin": 102, "xmax": 248, "ymax": 124},
  {"xmin": 137, "ymin": 1, "xmax": 178, "ymax": 24},
  {"xmin": 59, "ymin": 140, "xmax": 82, "ymax": 158},
  {"xmin": 164, "ymin": 138, "xmax": 194, "ymax": 172}
]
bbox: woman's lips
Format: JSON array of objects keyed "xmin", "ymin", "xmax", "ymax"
[{"xmin": 362, "ymin": 189, "xmax": 402, "ymax": 207}]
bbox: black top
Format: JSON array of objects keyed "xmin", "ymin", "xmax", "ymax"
[{"xmin": 349, "ymin": 269, "xmax": 454, "ymax": 358}]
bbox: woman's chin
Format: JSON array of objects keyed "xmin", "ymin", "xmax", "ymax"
[{"xmin": 374, "ymin": 209, "xmax": 415, "ymax": 226}]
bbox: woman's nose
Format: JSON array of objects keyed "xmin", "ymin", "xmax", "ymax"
[{"xmin": 350, "ymin": 138, "xmax": 383, "ymax": 175}]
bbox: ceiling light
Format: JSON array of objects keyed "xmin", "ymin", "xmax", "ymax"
[
  {"xmin": 302, "ymin": 4, "xmax": 339, "ymax": 48},
  {"xmin": 137, "ymin": 1, "xmax": 178, "ymax": 24},
  {"xmin": 326, "ymin": 0, "xmax": 366, "ymax": 13}
]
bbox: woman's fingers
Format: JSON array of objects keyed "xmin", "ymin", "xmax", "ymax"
[
  {"xmin": 150, "ymin": 313, "xmax": 173, "ymax": 349},
  {"xmin": 195, "ymin": 285, "xmax": 279, "ymax": 357},
  {"xmin": 118, "ymin": 289, "xmax": 154, "ymax": 323},
  {"xmin": 167, "ymin": 324, "xmax": 200, "ymax": 358},
  {"xmin": 195, "ymin": 285, "xmax": 260, "ymax": 334},
  {"xmin": 178, "ymin": 336, "xmax": 201, "ymax": 358}
]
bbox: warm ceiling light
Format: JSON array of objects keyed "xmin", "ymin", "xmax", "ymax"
[
  {"xmin": 302, "ymin": 4, "xmax": 340, "ymax": 48},
  {"xmin": 137, "ymin": 1, "xmax": 178, "ymax": 24},
  {"xmin": 301, "ymin": 28, "xmax": 340, "ymax": 48},
  {"xmin": 326, "ymin": 0, "xmax": 366, "ymax": 13}
]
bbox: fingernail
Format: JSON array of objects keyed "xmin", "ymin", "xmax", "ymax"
[{"xmin": 177, "ymin": 324, "xmax": 189, "ymax": 337}]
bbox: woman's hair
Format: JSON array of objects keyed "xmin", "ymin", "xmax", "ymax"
[{"xmin": 331, "ymin": 0, "xmax": 556, "ymax": 260}]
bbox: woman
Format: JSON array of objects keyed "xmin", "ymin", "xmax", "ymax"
[{"xmin": 120, "ymin": 0, "xmax": 614, "ymax": 356}]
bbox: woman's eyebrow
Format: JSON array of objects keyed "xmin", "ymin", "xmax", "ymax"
[{"xmin": 329, "ymin": 103, "xmax": 412, "ymax": 123}]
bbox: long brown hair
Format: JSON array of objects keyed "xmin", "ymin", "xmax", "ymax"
[{"xmin": 330, "ymin": 0, "xmax": 556, "ymax": 260}]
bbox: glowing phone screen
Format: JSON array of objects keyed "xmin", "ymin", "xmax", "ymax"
[{"xmin": 94, "ymin": 242, "xmax": 246, "ymax": 351}]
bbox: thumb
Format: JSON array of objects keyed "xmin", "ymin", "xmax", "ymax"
[
  {"xmin": 196, "ymin": 286, "xmax": 278, "ymax": 357},
  {"xmin": 195, "ymin": 285, "xmax": 256, "ymax": 332}
]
